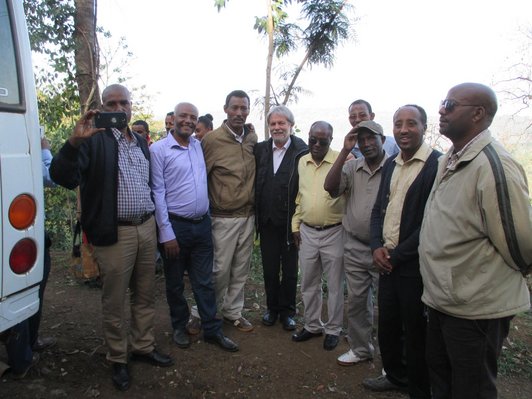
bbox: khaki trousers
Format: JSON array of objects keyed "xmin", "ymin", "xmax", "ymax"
[
  {"xmin": 211, "ymin": 216, "xmax": 255, "ymax": 320},
  {"xmin": 299, "ymin": 223, "xmax": 344, "ymax": 335},
  {"xmin": 344, "ymin": 232, "xmax": 379, "ymax": 358},
  {"xmin": 92, "ymin": 216, "xmax": 157, "ymax": 363}
]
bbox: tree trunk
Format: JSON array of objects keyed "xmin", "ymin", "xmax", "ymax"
[
  {"xmin": 74, "ymin": 0, "xmax": 100, "ymax": 113},
  {"xmin": 264, "ymin": 0, "xmax": 274, "ymax": 140}
]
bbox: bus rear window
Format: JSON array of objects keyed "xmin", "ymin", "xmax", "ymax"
[{"xmin": 0, "ymin": 0, "xmax": 21, "ymax": 106}]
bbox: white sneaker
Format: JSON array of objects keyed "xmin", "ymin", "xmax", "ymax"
[{"xmin": 337, "ymin": 349, "xmax": 371, "ymax": 366}]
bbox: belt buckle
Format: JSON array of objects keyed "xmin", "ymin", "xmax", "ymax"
[{"xmin": 131, "ymin": 216, "xmax": 143, "ymax": 226}]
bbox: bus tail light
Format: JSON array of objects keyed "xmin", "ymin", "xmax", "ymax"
[
  {"xmin": 9, "ymin": 194, "xmax": 37, "ymax": 230},
  {"xmin": 9, "ymin": 238, "xmax": 37, "ymax": 274}
]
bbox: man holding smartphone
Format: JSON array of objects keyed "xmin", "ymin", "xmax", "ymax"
[{"xmin": 50, "ymin": 84, "xmax": 173, "ymax": 392}]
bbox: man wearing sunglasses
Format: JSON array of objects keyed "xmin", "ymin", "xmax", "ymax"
[
  {"xmin": 420, "ymin": 83, "xmax": 531, "ymax": 399},
  {"xmin": 364, "ymin": 104, "xmax": 441, "ymax": 398},
  {"xmin": 291, "ymin": 121, "xmax": 345, "ymax": 351}
]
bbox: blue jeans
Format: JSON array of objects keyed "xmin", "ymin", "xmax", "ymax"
[{"xmin": 162, "ymin": 215, "xmax": 221, "ymax": 336}]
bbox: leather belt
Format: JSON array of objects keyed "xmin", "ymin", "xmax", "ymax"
[
  {"xmin": 168, "ymin": 212, "xmax": 207, "ymax": 224},
  {"xmin": 118, "ymin": 212, "xmax": 153, "ymax": 226},
  {"xmin": 303, "ymin": 221, "xmax": 342, "ymax": 231}
]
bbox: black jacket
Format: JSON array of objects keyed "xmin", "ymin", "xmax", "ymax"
[
  {"xmin": 254, "ymin": 135, "xmax": 308, "ymax": 245},
  {"xmin": 370, "ymin": 149, "xmax": 441, "ymax": 277},
  {"xmin": 50, "ymin": 129, "xmax": 150, "ymax": 246}
]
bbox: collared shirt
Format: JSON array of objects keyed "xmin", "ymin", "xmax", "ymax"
[
  {"xmin": 113, "ymin": 128, "xmax": 154, "ymax": 220},
  {"xmin": 292, "ymin": 149, "xmax": 345, "ymax": 232},
  {"xmin": 338, "ymin": 154, "xmax": 387, "ymax": 243},
  {"xmin": 225, "ymin": 122, "xmax": 244, "ymax": 143},
  {"xmin": 272, "ymin": 137, "xmax": 292, "ymax": 174},
  {"xmin": 443, "ymin": 129, "xmax": 489, "ymax": 178},
  {"xmin": 383, "ymin": 141, "xmax": 432, "ymax": 249},
  {"xmin": 150, "ymin": 133, "xmax": 209, "ymax": 243}
]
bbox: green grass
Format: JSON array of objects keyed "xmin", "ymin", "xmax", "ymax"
[{"xmin": 499, "ymin": 312, "xmax": 532, "ymax": 378}]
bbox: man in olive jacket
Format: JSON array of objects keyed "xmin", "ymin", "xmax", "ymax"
[{"xmin": 201, "ymin": 90, "xmax": 258, "ymax": 332}]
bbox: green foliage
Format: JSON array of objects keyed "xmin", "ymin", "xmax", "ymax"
[
  {"xmin": 44, "ymin": 186, "xmax": 77, "ymax": 250},
  {"xmin": 300, "ymin": 0, "xmax": 352, "ymax": 68}
]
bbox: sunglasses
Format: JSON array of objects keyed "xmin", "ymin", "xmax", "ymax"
[
  {"xmin": 309, "ymin": 137, "xmax": 330, "ymax": 146},
  {"xmin": 440, "ymin": 99, "xmax": 482, "ymax": 112}
]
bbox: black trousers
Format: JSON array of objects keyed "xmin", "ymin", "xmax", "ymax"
[
  {"xmin": 259, "ymin": 222, "xmax": 298, "ymax": 319},
  {"xmin": 378, "ymin": 272, "xmax": 431, "ymax": 399},
  {"xmin": 28, "ymin": 231, "xmax": 52, "ymax": 347},
  {"xmin": 426, "ymin": 307, "xmax": 512, "ymax": 399}
]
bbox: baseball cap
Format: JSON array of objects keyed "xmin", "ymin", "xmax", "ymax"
[{"xmin": 356, "ymin": 120, "xmax": 384, "ymax": 136}]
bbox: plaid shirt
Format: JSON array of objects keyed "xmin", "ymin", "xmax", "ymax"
[{"xmin": 112, "ymin": 128, "xmax": 155, "ymax": 220}]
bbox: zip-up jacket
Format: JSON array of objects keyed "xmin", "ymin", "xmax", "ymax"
[{"xmin": 49, "ymin": 129, "xmax": 150, "ymax": 246}]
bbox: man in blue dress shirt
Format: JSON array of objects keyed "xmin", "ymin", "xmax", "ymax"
[{"xmin": 150, "ymin": 102, "xmax": 238, "ymax": 352}]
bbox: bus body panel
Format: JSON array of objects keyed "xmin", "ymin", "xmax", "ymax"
[{"xmin": 0, "ymin": 0, "xmax": 45, "ymax": 332}]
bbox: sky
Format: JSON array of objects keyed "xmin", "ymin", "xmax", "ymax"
[{"xmin": 97, "ymin": 0, "xmax": 532, "ymax": 147}]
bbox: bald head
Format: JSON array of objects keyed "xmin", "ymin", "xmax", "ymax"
[
  {"xmin": 102, "ymin": 84, "xmax": 130, "ymax": 102},
  {"xmin": 439, "ymin": 82, "xmax": 498, "ymax": 150},
  {"xmin": 450, "ymin": 82, "xmax": 498, "ymax": 123}
]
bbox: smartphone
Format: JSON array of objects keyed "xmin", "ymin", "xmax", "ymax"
[{"xmin": 94, "ymin": 112, "xmax": 128, "ymax": 129}]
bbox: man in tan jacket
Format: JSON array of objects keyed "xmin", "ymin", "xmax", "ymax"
[
  {"xmin": 420, "ymin": 82, "xmax": 531, "ymax": 399},
  {"xmin": 201, "ymin": 90, "xmax": 258, "ymax": 332}
]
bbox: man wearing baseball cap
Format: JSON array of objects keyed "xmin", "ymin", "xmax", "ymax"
[{"xmin": 324, "ymin": 120, "xmax": 387, "ymax": 366}]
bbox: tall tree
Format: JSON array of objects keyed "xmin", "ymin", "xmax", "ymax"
[
  {"xmin": 215, "ymin": 0, "xmax": 353, "ymax": 138},
  {"xmin": 74, "ymin": 0, "xmax": 101, "ymax": 112}
]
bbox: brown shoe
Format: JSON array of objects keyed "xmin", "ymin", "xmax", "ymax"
[
  {"xmin": 186, "ymin": 316, "xmax": 202, "ymax": 335},
  {"xmin": 224, "ymin": 316, "xmax": 254, "ymax": 332}
]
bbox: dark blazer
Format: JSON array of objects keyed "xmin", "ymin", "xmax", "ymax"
[
  {"xmin": 370, "ymin": 148, "xmax": 441, "ymax": 277},
  {"xmin": 254, "ymin": 135, "xmax": 308, "ymax": 245}
]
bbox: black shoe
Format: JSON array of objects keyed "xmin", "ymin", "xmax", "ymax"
[
  {"xmin": 32, "ymin": 336, "xmax": 57, "ymax": 352},
  {"xmin": 130, "ymin": 349, "xmax": 174, "ymax": 367},
  {"xmin": 292, "ymin": 328, "xmax": 322, "ymax": 342},
  {"xmin": 281, "ymin": 316, "xmax": 296, "ymax": 331},
  {"xmin": 362, "ymin": 375, "xmax": 408, "ymax": 393},
  {"xmin": 111, "ymin": 363, "xmax": 130, "ymax": 391},
  {"xmin": 204, "ymin": 332, "xmax": 239, "ymax": 352},
  {"xmin": 12, "ymin": 353, "xmax": 40, "ymax": 380},
  {"xmin": 323, "ymin": 334, "xmax": 339, "ymax": 351},
  {"xmin": 262, "ymin": 310, "xmax": 278, "ymax": 326},
  {"xmin": 172, "ymin": 329, "xmax": 191, "ymax": 348}
]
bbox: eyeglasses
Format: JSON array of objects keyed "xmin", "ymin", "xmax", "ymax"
[
  {"xmin": 440, "ymin": 99, "xmax": 482, "ymax": 112},
  {"xmin": 309, "ymin": 137, "xmax": 330, "ymax": 146}
]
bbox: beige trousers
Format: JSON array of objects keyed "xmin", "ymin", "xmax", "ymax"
[
  {"xmin": 344, "ymin": 232, "xmax": 379, "ymax": 358},
  {"xmin": 211, "ymin": 216, "xmax": 255, "ymax": 320},
  {"xmin": 299, "ymin": 223, "xmax": 344, "ymax": 336},
  {"xmin": 92, "ymin": 216, "xmax": 157, "ymax": 363}
]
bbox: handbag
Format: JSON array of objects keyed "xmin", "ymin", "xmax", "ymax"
[{"xmin": 70, "ymin": 221, "xmax": 100, "ymax": 280}]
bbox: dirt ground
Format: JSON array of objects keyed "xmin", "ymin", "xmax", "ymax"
[{"xmin": 1, "ymin": 250, "xmax": 531, "ymax": 398}]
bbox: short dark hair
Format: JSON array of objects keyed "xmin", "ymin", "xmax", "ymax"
[
  {"xmin": 166, "ymin": 111, "xmax": 174, "ymax": 116},
  {"xmin": 225, "ymin": 90, "xmax": 250, "ymax": 107},
  {"xmin": 402, "ymin": 104, "xmax": 427, "ymax": 126},
  {"xmin": 349, "ymin": 99, "xmax": 372, "ymax": 114},
  {"xmin": 309, "ymin": 120, "xmax": 333, "ymax": 136},
  {"xmin": 198, "ymin": 114, "xmax": 214, "ymax": 130},
  {"xmin": 132, "ymin": 120, "xmax": 149, "ymax": 131}
]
